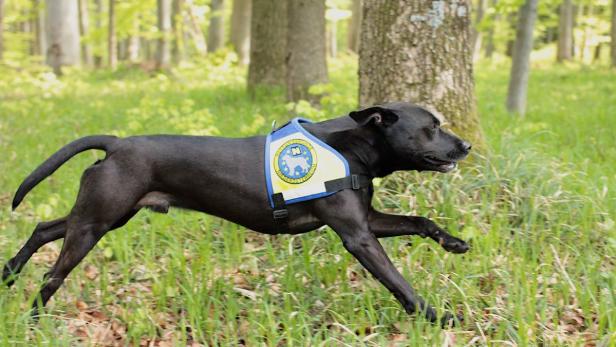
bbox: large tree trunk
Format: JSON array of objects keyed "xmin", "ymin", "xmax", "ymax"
[
  {"xmin": 108, "ymin": 0, "xmax": 117, "ymax": 69},
  {"xmin": 78, "ymin": 0, "xmax": 93, "ymax": 66},
  {"xmin": 230, "ymin": 0, "xmax": 251, "ymax": 65},
  {"xmin": 157, "ymin": 0, "xmax": 172, "ymax": 69},
  {"xmin": 286, "ymin": 0, "xmax": 328, "ymax": 102},
  {"xmin": 207, "ymin": 0, "xmax": 224, "ymax": 52},
  {"xmin": 46, "ymin": 0, "xmax": 81, "ymax": 75},
  {"xmin": 557, "ymin": 0, "xmax": 573, "ymax": 62},
  {"xmin": 247, "ymin": 0, "xmax": 287, "ymax": 88},
  {"xmin": 347, "ymin": 0, "xmax": 361, "ymax": 52},
  {"xmin": 611, "ymin": 0, "xmax": 616, "ymax": 67},
  {"xmin": 506, "ymin": 0, "xmax": 538, "ymax": 115},
  {"xmin": 359, "ymin": 0, "xmax": 484, "ymax": 147},
  {"xmin": 472, "ymin": 0, "xmax": 486, "ymax": 60},
  {"xmin": 0, "ymin": 0, "xmax": 4, "ymax": 61}
]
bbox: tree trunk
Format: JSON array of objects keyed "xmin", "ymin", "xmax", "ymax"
[
  {"xmin": 483, "ymin": 0, "xmax": 497, "ymax": 58},
  {"xmin": 557, "ymin": 0, "xmax": 573, "ymax": 62},
  {"xmin": 78, "ymin": 0, "xmax": 93, "ymax": 66},
  {"xmin": 359, "ymin": 0, "xmax": 484, "ymax": 147},
  {"xmin": 347, "ymin": 0, "xmax": 361, "ymax": 52},
  {"xmin": 0, "ymin": 0, "xmax": 4, "ymax": 61},
  {"xmin": 247, "ymin": 0, "xmax": 287, "ymax": 88},
  {"xmin": 108, "ymin": 0, "xmax": 117, "ymax": 69},
  {"xmin": 157, "ymin": 0, "xmax": 172, "ymax": 69},
  {"xmin": 286, "ymin": 0, "xmax": 328, "ymax": 103},
  {"xmin": 328, "ymin": 20, "xmax": 337, "ymax": 58},
  {"xmin": 46, "ymin": 0, "xmax": 81, "ymax": 75},
  {"xmin": 128, "ymin": 21, "xmax": 140, "ymax": 63},
  {"xmin": 472, "ymin": 0, "xmax": 486, "ymax": 60},
  {"xmin": 207, "ymin": 0, "xmax": 224, "ymax": 53},
  {"xmin": 506, "ymin": 0, "xmax": 538, "ymax": 115},
  {"xmin": 230, "ymin": 0, "xmax": 251, "ymax": 65},
  {"xmin": 171, "ymin": 0, "xmax": 185, "ymax": 63},
  {"xmin": 611, "ymin": 0, "xmax": 616, "ymax": 67},
  {"xmin": 33, "ymin": 0, "xmax": 47, "ymax": 57},
  {"xmin": 94, "ymin": 0, "xmax": 103, "ymax": 67}
]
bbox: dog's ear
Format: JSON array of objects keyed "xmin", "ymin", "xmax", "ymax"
[{"xmin": 349, "ymin": 106, "xmax": 399, "ymax": 128}]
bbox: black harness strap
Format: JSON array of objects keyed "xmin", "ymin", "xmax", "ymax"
[{"xmin": 271, "ymin": 174, "xmax": 371, "ymax": 232}]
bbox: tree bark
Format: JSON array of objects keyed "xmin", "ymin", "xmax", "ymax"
[
  {"xmin": 611, "ymin": 0, "xmax": 616, "ymax": 67},
  {"xmin": 207, "ymin": 0, "xmax": 224, "ymax": 52},
  {"xmin": 286, "ymin": 0, "xmax": 328, "ymax": 103},
  {"xmin": 108, "ymin": 0, "xmax": 117, "ymax": 69},
  {"xmin": 472, "ymin": 0, "xmax": 486, "ymax": 60},
  {"xmin": 0, "ymin": 0, "xmax": 4, "ymax": 61},
  {"xmin": 247, "ymin": 0, "xmax": 286, "ymax": 88},
  {"xmin": 78, "ymin": 0, "xmax": 93, "ymax": 66},
  {"xmin": 506, "ymin": 0, "xmax": 538, "ymax": 115},
  {"xmin": 557, "ymin": 0, "xmax": 573, "ymax": 62},
  {"xmin": 46, "ymin": 0, "xmax": 81, "ymax": 75},
  {"xmin": 230, "ymin": 0, "xmax": 251, "ymax": 65},
  {"xmin": 157, "ymin": 0, "xmax": 172, "ymax": 69},
  {"xmin": 359, "ymin": 0, "xmax": 484, "ymax": 147},
  {"xmin": 347, "ymin": 0, "xmax": 361, "ymax": 52}
]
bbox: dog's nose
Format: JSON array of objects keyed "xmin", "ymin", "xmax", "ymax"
[{"xmin": 460, "ymin": 141, "xmax": 472, "ymax": 152}]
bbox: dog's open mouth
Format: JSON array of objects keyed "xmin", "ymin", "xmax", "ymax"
[{"xmin": 424, "ymin": 155, "xmax": 457, "ymax": 172}]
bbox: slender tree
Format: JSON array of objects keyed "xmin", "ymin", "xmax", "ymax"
[
  {"xmin": 171, "ymin": 0, "xmax": 185, "ymax": 63},
  {"xmin": 472, "ymin": 0, "xmax": 486, "ymax": 60},
  {"xmin": 94, "ymin": 0, "xmax": 103, "ymax": 67},
  {"xmin": 33, "ymin": 0, "xmax": 46, "ymax": 56},
  {"xmin": 46, "ymin": 0, "xmax": 81, "ymax": 75},
  {"xmin": 557, "ymin": 0, "xmax": 574, "ymax": 62},
  {"xmin": 286, "ymin": 0, "xmax": 328, "ymax": 102},
  {"xmin": 78, "ymin": 0, "xmax": 93, "ymax": 66},
  {"xmin": 230, "ymin": 0, "xmax": 251, "ymax": 65},
  {"xmin": 0, "ymin": 0, "xmax": 4, "ymax": 61},
  {"xmin": 186, "ymin": 0, "xmax": 207, "ymax": 55},
  {"xmin": 359, "ymin": 0, "xmax": 484, "ymax": 146},
  {"xmin": 612, "ymin": 0, "xmax": 616, "ymax": 67},
  {"xmin": 484, "ymin": 0, "xmax": 497, "ymax": 58},
  {"xmin": 347, "ymin": 0, "xmax": 361, "ymax": 52},
  {"xmin": 108, "ymin": 0, "xmax": 117, "ymax": 69},
  {"xmin": 247, "ymin": 0, "xmax": 287, "ymax": 88},
  {"xmin": 207, "ymin": 0, "xmax": 224, "ymax": 52},
  {"xmin": 506, "ymin": 0, "xmax": 538, "ymax": 115},
  {"xmin": 157, "ymin": 0, "xmax": 172, "ymax": 68}
]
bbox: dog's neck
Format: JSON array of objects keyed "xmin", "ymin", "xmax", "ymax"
[{"xmin": 326, "ymin": 126, "xmax": 398, "ymax": 178}]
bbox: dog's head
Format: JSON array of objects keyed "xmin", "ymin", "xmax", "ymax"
[{"xmin": 350, "ymin": 102, "xmax": 472, "ymax": 173}]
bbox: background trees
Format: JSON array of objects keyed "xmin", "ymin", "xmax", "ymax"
[{"xmin": 46, "ymin": 0, "xmax": 81, "ymax": 75}]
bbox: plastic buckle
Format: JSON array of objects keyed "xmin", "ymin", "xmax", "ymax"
[
  {"xmin": 273, "ymin": 209, "xmax": 288, "ymax": 220},
  {"xmin": 351, "ymin": 175, "xmax": 360, "ymax": 190}
]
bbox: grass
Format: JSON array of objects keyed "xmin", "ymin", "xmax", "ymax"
[{"xmin": 0, "ymin": 54, "xmax": 614, "ymax": 346}]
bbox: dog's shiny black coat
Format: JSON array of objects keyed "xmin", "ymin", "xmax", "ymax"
[{"xmin": 4, "ymin": 102, "xmax": 471, "ymax": 326}]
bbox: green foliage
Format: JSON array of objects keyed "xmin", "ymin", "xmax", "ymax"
[{"xmin": 0, "ymin": 55, "xmax": 615, "ymax": 345}]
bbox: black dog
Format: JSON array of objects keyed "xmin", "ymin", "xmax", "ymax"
[{"xmin": 4, "ymin": 102, "xmax": 471, "ymax": 326}]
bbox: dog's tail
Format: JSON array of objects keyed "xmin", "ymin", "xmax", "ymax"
[{"xmin": 12, "ymin": 135, "xmax": 118, "ymax": 210}]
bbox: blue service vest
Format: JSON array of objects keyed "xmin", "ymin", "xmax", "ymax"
[{"xmin": 265, "ymin": 118, "xmax": 350, "ymax": 208}]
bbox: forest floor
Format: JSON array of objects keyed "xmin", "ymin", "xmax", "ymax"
[{"xmin": 0, "ymin": 54, "xmax": 614, "ymax": 346}]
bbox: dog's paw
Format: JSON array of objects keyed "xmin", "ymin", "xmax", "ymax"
[
  {"xmin": 440, "ymin": 236, "xmax": 470, "ymax": 254},
  {"xmin": 440, "ymin": 312, "xmax": 464, "ymax": 328}
]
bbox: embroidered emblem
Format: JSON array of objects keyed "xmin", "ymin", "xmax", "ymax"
[{"xmin": 274, "ymin": 139, "xmax": 317, "ymax": 184}]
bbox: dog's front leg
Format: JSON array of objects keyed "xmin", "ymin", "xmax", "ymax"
[
  {"xmin": 368, "ymin": 210, "xmax": 469, "ymax": 254},
  {"xmin": 314, "ymin": 192, "xmax": 454, "ymax": 325}
]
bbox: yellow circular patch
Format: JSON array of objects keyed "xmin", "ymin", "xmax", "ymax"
[{"xmin": 274, "ymin": 139, "xmax": 318, "ymax": 184}]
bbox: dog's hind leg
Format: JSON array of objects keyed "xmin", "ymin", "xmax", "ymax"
[
  {"xmin": 368, "ymin": 210, "xmax": 469, "ymax": 254},
  {"xmin": 2, "ymin": 217, "xmax": 67, "ymax": 287},
  {"xmin": 30, "ymin": 161, "xmax": 147, "ymax": 318}
]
